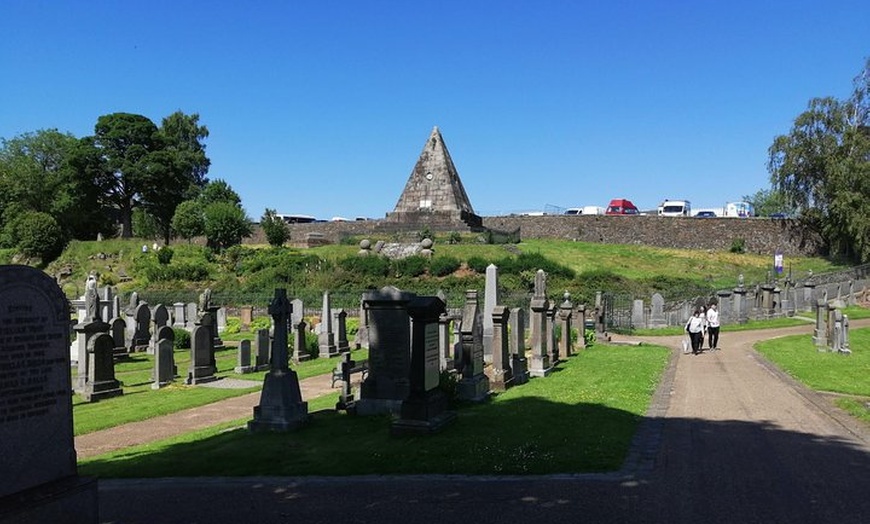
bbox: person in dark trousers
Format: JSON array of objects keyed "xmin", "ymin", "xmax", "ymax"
[
  {"xmin": 706, "ymin": 303, "xmax": 720, "ymax": 350},
  {"xmin": 685, "ymin": 309, "xmax": 705, "ymax": 355}
]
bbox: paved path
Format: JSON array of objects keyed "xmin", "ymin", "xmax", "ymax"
[{"xmin": 96, "ymin": 321, "xmax": 870, "ymax": 524}]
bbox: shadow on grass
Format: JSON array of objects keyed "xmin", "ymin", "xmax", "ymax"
[{"xmin": 95, "ymin": 416, "xmax": 870, "ymax": 524}]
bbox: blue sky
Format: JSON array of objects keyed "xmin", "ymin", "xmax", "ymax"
[{"xmin": 2, "ymin": 1, "xmax": 868, "ymax": 219}]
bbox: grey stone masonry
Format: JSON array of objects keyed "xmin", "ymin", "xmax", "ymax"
[
  {"xmin": 248, "ymin": 289, "xmax": 309, "ymax": 432},
  {"xmin": 482, "ymin": 263, "xmax": 498, "ymax": 363},
  {"xmin": 0, "ymin": 265, "xmax": 98, "ymax": 522},
  {"xmin": 559, "ymin": 293, "xmax": 574, "ymax": 358},
  {"xmin": 318, "ymin": 291, "xmax": 338, "ymax": 358},
  {"xmin": 153, "ymin": 338, "xmax": 175, "ymax": 390},
  {"xmin": 235, "ymin": 339, "xmax": 254, "ymax": 374},
  {"xmin": 334, "ymin": 308, "xmax": 350, "ymax": 353},
  {"xmin": 488, "ymin": 306, "xmax": 513, "ymax": 392},
  {"xmin": 292, "ymin": 319, "xmax": 309, "ymax": 364},
  {"xmin": 81, "ymin": 333, "xmax": 123, "ymax": 402},
  {"xmin": 256, "ymin": 328, "xmax": 270, "ymax": 370},
  {"xmin": 186, "ymin": 325, "xmax": 217, "ymax": 385},
  {"xmin": 457, "ymin": 290, "xmax": 490, "ymax": 402},
  {"xmin": 529, "ymin": 270, "xmax": 552, "ymax": 377}
]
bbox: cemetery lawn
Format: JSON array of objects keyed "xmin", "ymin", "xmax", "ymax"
[
  {"xmin": 72, "ymin": 346, "xmax": 368, "ymax": 435},
  {"xmin": 78, "ymin": 343, "xmax": 670, "ymax": 477},
  {"xmin": 755, "ymin": 327, "xmax": 870, "ymax": 424}
]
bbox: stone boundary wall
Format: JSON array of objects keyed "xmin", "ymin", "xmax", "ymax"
[{"xmin": 243, "ymin": 215, "xmax": 822, "ymax": 256}]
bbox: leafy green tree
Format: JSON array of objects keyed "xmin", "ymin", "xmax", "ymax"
[
  {"xmin": 741, "ymin": 188, "xmax": 796, "ymax": 217},
  {"xmin": 88, "ymin": 113, "xmax": 162, "ymax": 238},
  {"xmin": 260, "ymin": 208, "xmax": 289, "ymax": 247},
  {"xmin": 198, "ymin": 179, "xmax": 241, "ymax": 208},
  {"xmin": 203, "ymin": 201, "xmax": 252, "ymax": 251},
  {"xmin": 139, "ymin": 112, "xmax": 210, "ymax": 244},
  {"xmin": 768, "ymin": 58, "xmax": 870, "ymax": 261},
  {"xmin": 13, "ymin": 211, "xmax": 65, "ymax": 261},
  {"xmin": 172, "ymin": 200, "xmax": 205, "ymax": 242},
  {"xmin": 0, "ymin": 129, "xmax": 109, "ymax": 242}
]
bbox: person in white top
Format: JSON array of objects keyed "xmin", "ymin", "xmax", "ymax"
[
  {"xmin": 685, "ymin": 309, "xmax": 705, "ymax": 355},
  {"xmin": 706, "ymin": 303, "xmax": 721, "ymax": 350}
]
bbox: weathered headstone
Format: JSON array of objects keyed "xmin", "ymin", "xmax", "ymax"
[
  {"xmin": 318, "ymin": 291, "xmax": 338, "ymax": 358},
  {"xmin": 80, "ymin": 333, "xmax": 123, "ymax": 402},
  {"xmin": 488, "ymin": 306, "xmax": 514, "ymax": 391},
  {"xmin": 547, "ymin": 303, "xmax": 558, "ymax": 363},
  {"xmin": 216, "ymin": 306, "xmax": 227, "ymax": 334},
  {"xmin": 392, "ymin": 295, "xmax": 456, "ymax": 435},
  {"xmin": 249, "ymin": 289, "xmax": 309, "ymax": 432},
  {"xmin": 109, "ymin": 316, "xmax": 127, "ymax": 358},
  {"xmin": 650, "ymin": 293, "xmax": 666, "ymax": 328},
  {"xmin": 335, "ymin": 352, "xmax": 357, "ymax": 411},
  {"xmin": 131, "ymin": 302, "xmax": 151, "ymax": 351},
  {"xmin": 0, "ymin": 265, "xmax": 98, "ymax": 522},
  {"xmin": 255, "ymin": 328, "xmax": 270, "ymax": 370},
  {"xmin": 438, "ymin": 312, "xmax": 453, "ymax": 371},
  {"xmin": 292, "ymin": 319, "xmax": 309, "ymax": 363},
  {"xmin": 239, "ymin": 305, "xmax": 254, "ymax": 331},
  {"xmin": 185, "ymin": 325, "xmax": 217, "ymax": 384},
  {"xmin": 559, "ymin": 292, "xmax": 574, "ymax": 358},
  {"xmin": 152, "ymin": 337, "xmax": 175, "ymax": 389},
  {"xmin": 482, "ymin": 263, "xmax": 498, "ymax": 363},
  {"xmin": 529, "ymin": 270, "xmax": 552, "ymax": 377},
  {"xmin": 334, "ymin": 308, "xmax": 350, "ymax": 353},
  {"xmin": 508, "ymin": 307, "xmax": 529, "ymax": 384},
  {"xmin": 457, "ymin": 290, "xmax": 490, "ymax": 402},
  {"xmin": 631, "ymin": 299, "xmax": 645, "ymax": 330},
  {"xmin": 149, "ymin": 304, "xmax": 169, "ymax": 354},
  {"xmin": 357, "ymin": 286, "xmax": 415, "ymax": 415},
  {"xmin": 234, "ymin": 339, "xmax": 254, "ymax": 374},
  {"xmin": 173, "ymin": 302, "xmax": 187, "ymax": 328},
  {"xmin": 185, "ymin": 302, "xmax": 198, "ymax": 330},
  {"xmin": 576, "ymin": 304, "xmax": 587, "ymax": 350}
]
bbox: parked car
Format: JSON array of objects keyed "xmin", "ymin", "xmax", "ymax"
[
  {"xmin": 565, "ymin": 206, "xmax": 605, "ymax": 215},
  {"xmin": 694, "ymin": 211, "xmax": 717, "ymax": 218},
  {"xmin": 657, "ymin": 199, "xmax": 692, "ymax": 217},
  {"xmin": 605, "ymin": 199, "xmax": 639, "ymax": 215}
]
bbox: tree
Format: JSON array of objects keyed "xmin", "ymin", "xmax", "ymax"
[
  {"xmin": 203, "ymin": 201, "xmax": 252, "ymax": 251},
  {"xmin": 260, "ymin": 208, "xmax": 289, "ymax": 247},
  {"xmin": 139, "ymin": 112, "xmax": 210, "ymax": 244},
  {"xmin": 172, "ymin": 200, "xmax": 205, "ymax": 242},
  {"xmin": 88, "ymin": 113, "xmax": 161, "ymax": 238},
  {"xmin": 0, "ymin": 129, "xmax": 109, "ymax": 242},
  {"xmin": 741, "ymin": 188, "xmax": 796, "ymax": 217},
  {"xmin": 198, "ymin": 179, "xmax": 241, "ymax": 207},
  {"xmin": 12, "ymin": 211, "xmax": 65, "ymax": 262},
  {"xmin": 768, "ymin": 58, "xmax": 870, "ymax": 262}
]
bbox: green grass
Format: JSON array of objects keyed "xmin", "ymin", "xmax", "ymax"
[
  {"xmin": 72, "ymin": 345, "xmax": 368, "ymax": 435},
  {"xmin": 754, "ymin": 327, "xmax": 870, "ymax": 396},
  {"xmin": 78, "ymin": 343, "xmax": 670, "ymax": 477}
]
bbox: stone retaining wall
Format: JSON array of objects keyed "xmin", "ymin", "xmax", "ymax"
[{"xmin": 245, "ymin": 215, "xmax": 822, "ymax": 256}]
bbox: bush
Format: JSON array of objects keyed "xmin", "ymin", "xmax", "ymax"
[
  {"xmin": 447, "ymin": 231, "xmax": 462, "ymax": 244},
  {"xmin": 584, "ymin": 328, "xmax": 596, "ymax": 347},
  {"xmin": 14, "ymin": 211, "xmax": 65, "ymax": 261},
  {"xmin": 466, "ymin": 256, "xmax": 490, "ymax": 273},
  {"xmin": 156, "ymin": 246, "xmax": 174, "ymax": 265},
  {"xmin": 392, "ymin": 255, "xmax": 428, "ymax": 277},
  {"xmin": 429, "ymin": 256, "xmax": 461, "ymax": 277},
  {"xmin": 338, "ymin": 255, "xmax": 390, "ymax": 277},
  {"xmin": 730, "ymin": 238, "xmax": 746, "ymax": 254},
  {"xmin": 173, "ymin": 328, "xmax": 191, "ymax": 349}
]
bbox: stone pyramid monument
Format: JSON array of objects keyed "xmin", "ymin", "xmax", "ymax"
[{"xmin": 386, "ymin": 126, "xmax": 482, "ymax": 228}]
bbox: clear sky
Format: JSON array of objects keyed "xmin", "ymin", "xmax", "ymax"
[{"xmin": 2, "ymin": 1, "xmax": 868, "ymax": 219}]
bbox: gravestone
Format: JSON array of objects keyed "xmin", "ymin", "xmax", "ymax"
[
  {"xmin": 185, "ymin": 302, "xmax": 198, "ymax": 330},
  {"xmin": 216, "ymin": 307, "xmax": 227, "ymax": 333},
  {"xmin": 357, "ymin": 286, "xmax": 415, "ymax": 415},
  {"xmin": 457, "ymin": 290, "xmax": 489, "ymax": 402},
  {"xmin": 249, "ymin": 289, "xmax": 309, "ymax": 432},
  {"xmin": 80, "ymin": 333, "xmax": 123, "ymax": 402},
  {"xmin": 354, "ymin": 298, "xmax": 369, "ymax": 349},
  {"xmin": 547, "ymin": 303, "xmax": 558, "ymax": 363},
  {"xmin": 152, "ymin": 338, "xmax": 175, "ymax": 390},
  {"xmin": 239, "ymin": 306, "xmax": 254, "ymax": 331},
  {"xmin": 631, "ymin": 299, "xmax": 645, "ymax": 330},
  {"xmin": 292, "ymin": 319, "xmax": 309, "ymax": 363},
  {"xmin": 73, "ymin": 283, "xmax": 110, "ymax": 392},
  {"xmin": 529, "ymin": 270, "xmax": 552, "ymax": 377},
  {"xmin": 508, "ymin": 307, "xmax": 529, "ymax": 384},
  {"xmin": 185, "ymin": 325, "xmax": 217, "ymax": 384},
  {"xmin": 438, "ymin": 312, "xmax": 453, "ymax": 371},
  {"xmin": 392, "ymin": 295, "xmax": 457, "ymax": 435},
  {"xmin": 650, "ymin": 293, "xmax": 666, "ymax": 328},
  {"xmin": 255, "ymin": 328, "xmax": 270, "ymax": 370},
  {"xmin": 576, "ymin": 304, "xmax": 587, "ymax": 350},
  {"xmin": 335, "ymin": 351, "xmax": 358, "ymax": 411},
  {"xmin": 173, "ymin": 302, "xmax": 187, "ymax": 328},
  {"xmin": 559, "ymin": 292, "xmax": 574, "ymax": 358},
  {"xmin": 488, "ymin": 306, "xmax": 514, "ymax": 391},
  {"xmin": 0, "ymin": 265, "xmax": 98, "ymax": 523},
  {"xmin": 290, "ymin": 298, "xmax": 304, "ymax": 331},
  {"xmin": 318, "ymin": 291, "xmax": 338, "ymax": 358},
  {"xmin": 235, "ymin": 339, "xmax": 254, "ymax": 374},
  {"xmin": 482, "ymin": 263, "xmax": 498, "ymax": 363},
  {"xmin": 149, "ymin": 304, "xmax": 169, "ymax": 354},
  {"xmin": 334, "ymin": 308, "xmax": 350, "ymax": 353},
  {"xmin": 109, "ymin": 317, "xmax": 127, "ymax": 357},
  {"xmin": 813, "ymin": 298, "xmax": 827, "ymax": 349},
  {"xmin": 130, "ymin": 302, "xmax": 151, "ymax": 351}
]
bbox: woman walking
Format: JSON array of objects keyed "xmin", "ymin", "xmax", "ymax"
[
  {"xmin": 707, "ymin": 303, "xmax": 720, "ymax": 350},
  {"xmin": 685, "ymin": 309, "xmax": 705, "ymax": 355}
]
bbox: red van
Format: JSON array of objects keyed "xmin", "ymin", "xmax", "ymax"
[{"xmin": 605, "ymin": 198, "xmax": 639, "ymax": 215}]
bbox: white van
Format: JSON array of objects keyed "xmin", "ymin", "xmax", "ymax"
[
  {"xmin": 724, "ymin": 202, "xmax": 755, "ymax": 218},
  {"xmin": 565, "ymin": 206, "xmax": 605, "ymax": 216},
  {"xmin": 657, "ymin": 199, "xmax": 691, "ymax": 217}
]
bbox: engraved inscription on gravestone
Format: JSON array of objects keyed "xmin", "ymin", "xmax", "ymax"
[
  {"xmin": 424, "ymin": 323, "xmax": 440, "ymax": 391},
  {"xmin": 0, "ymin": 265, "xmax": 76, "ymax": 499}
]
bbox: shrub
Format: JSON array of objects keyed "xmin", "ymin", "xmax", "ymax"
[
  {"xmin": 392, "ymin": 255, "xmax": 428, "ymax": 277},
  {"xmin": 447, "ymin": 231, "xmax": 462, "ymax": 244},
  {"xmin": 14, "ymin": 211, "xmax": 65, "ymax": 261},
  {"xmin": 730, "ymin": 238, "xmax": 746, "ymax": 254},
  {"xmin": 224, "ymin": 318, "xmax": 241, "ymax": 335},
  {"xmin": 338, "ymin": 255, "xmax": 390, "ymax": 277},
  {"xmin": 251, "ymin": 316, "xmax": 271, "ymax": 332},
  {"xmin": 173, "ymin": 328, "xmax": 191, "ymax": 349},
  {"xmin": 466, "ymin": 256, "xmax": 490, "ymax": 273},
  {"xmin": 156, "ymin": 246, "xmax": 174, "ymax": 265},
  {"xmin": 429, "ymin": 256, "xmax": 461, "ymax": 277},
  {"xmin": 584, "ymin": 328, "xmax": 596, "ymax": 347}
]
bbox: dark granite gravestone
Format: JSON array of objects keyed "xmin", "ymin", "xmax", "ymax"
[
  {"xmin": 80, "ymin": 333, "xmax": 123, "ymax": 402},
  {"xmin": 391, "ymin": 295, "xmax": 456, "ymax": 435},
  {"xmin": 255, "ymin": 328, "xmax": 270, "ymax": 370},
  {"xmin": 457, "ymin": 290, "xmax": 489, "ymax": 402},
  {"xmin": 248, "ymin": 289, "xmax": 309, "ymax": 432},
  {"xmin": 153, "ymin": 338, "xmax": 175, "ymax": 390},
  {"xmin": 185, "ymin": 325, "xmax": 216, "ymax": 384},
  {"xmin": 131, "ymin": 302, "xmax": 151, "ymax": 352},
  {"xmin": 0, "ymin": 265, "xmax": 98, "ymax": 523},
  {"xmin": 235, "ymin": 340, "xmax": 254, "ymax": 374},
  {"xmin": 357, "ymin": 286, "xmax": 416, "ymax": 415}
]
